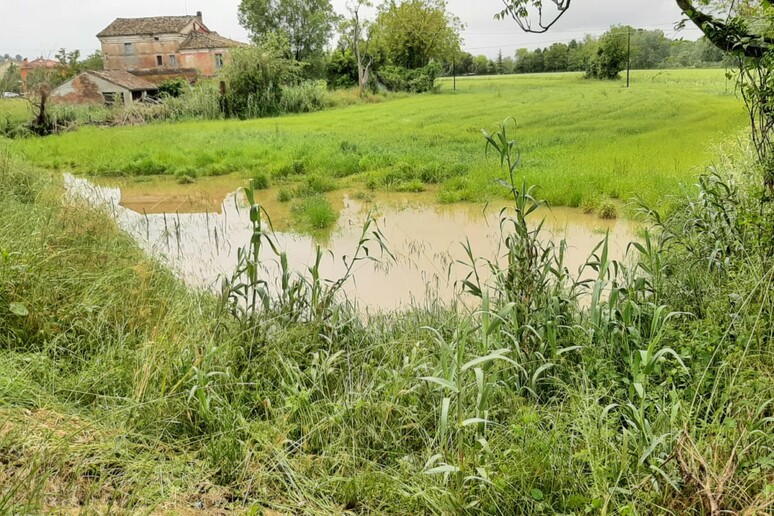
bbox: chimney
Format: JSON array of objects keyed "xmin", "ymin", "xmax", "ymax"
[{"xmin": 196, "ymin": 11, "xmax": 203, "ymax": 23}]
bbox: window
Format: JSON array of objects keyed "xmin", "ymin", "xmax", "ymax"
[
  {"xmin": 154, "ymin": 36, "xmax": 160, "ymax": 41},
  {"xmin": 102, "ymin": 92, "xmax": 124, "ymax": 106},
  {"xmin": 124, "ymin": 43, "xmax": 134, "ymax": 56},
  {"xmin": 169, "ymin": 55, "xmax": 178, "ymax": 68},
  {"xmin": 156, "ymin": 55, "xmax": 163, "ymax": 66},
  {"xmin": 215, "ymin": 53, "xmax": 224, "ymax": 70}
]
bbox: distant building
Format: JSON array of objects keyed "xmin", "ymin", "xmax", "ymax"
[
  {"xmin": 96, "ymin": 12, "xmax": 244, "ymax": 82},
  {"xmin": 51, "ymin": 70, "xmax": 158, "ymax": 106},
  {"xmin": 20, "ymin": 58, "xmax": 60, "ymax": 92}
]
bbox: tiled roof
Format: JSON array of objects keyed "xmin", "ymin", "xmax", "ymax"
[
  {"xmin": 88, "ymin": 70, "xmax": 158, "ymax": 91},
  {"xmin": 22, "ymin": 58, "xmax": 59, "ymax": 69},
  {"xmin": 179, "ymin": 32, "xmax": 246, "ymax": 50},
  {"xmin": 97, "ymin": 16, "xmax": 197, "ymax": 37}
]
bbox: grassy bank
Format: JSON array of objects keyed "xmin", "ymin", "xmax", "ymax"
[
  {"xmin": 9, "ymin": 69, "xmax": 746, "ymax": 210},
  {"xmin": 1, "ymin": 128, "xmax": 773, "ymax": 513}
]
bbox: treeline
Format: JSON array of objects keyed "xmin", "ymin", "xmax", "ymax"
[{"xmin": 451, "ymin": 27, "xmax": 728, "ymax": 78}]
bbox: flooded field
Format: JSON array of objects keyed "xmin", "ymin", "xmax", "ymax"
[{"xmin": 67, "ymin": 175, "xmax": 639, "ymax": 311}]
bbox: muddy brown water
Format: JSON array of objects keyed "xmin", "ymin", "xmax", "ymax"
[{"xmin": 66, "ymin": 175, "xmax": 639, "ymax": 312}]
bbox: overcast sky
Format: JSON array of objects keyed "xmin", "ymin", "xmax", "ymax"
[{"xmin": 0, "ymin": 0, "xmax": 703, "ymax": 60}]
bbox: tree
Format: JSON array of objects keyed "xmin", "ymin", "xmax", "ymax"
[
  {"xmin": 0, "ymin": 63, "xmax": 21, "ymax": 93},
  {"xmin": 340, "ymin": 0, "xmax": 375, "ymax": 94},
  {"xmin": 587, "ymin": 27, "xmax": 627, "ymax": 79},
  {"xmin": 238, "ymin": 0, "xmax": 337, "ymax": 63},
  {"xmin": 372, "ymin": 0, "xmax": 463, "ymax": 69},
  {"xmin": 223, "ymin": 39, "xmax": 301, "ymax": 118},
  {"xmin": 81, "ymin": 51, "xmax": 104, "ymax": 72},
  {"xmin": 630, "ymin": 30, "xmax": 672, "ymax": 69},
  {"xmin": 543, "ymin": 42, "xmax": 569, "ymax": 71},
  {"xmin": 474, "ymin": 54, "xmax": 490, "ymax": 75}
]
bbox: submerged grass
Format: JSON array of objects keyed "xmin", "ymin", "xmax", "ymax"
[{"xmin": 7, "ymin": 69, "xmax": 746, "ymax": 210}]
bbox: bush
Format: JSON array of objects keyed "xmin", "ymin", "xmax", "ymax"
[
  {"xmin": 326, "ymin": 48, "xmax": 358, "ymax": 90},
  {"xmin": 164, "ymin": 83, "xmax": 223, "ymax": 120},
  {"xmin": 280, "ymin": 80, "xmax": 328, "ymax": 114},
  {"xmin": 377, "ymin": 63, "xmax": 443, "ymax": 93},
  {"xmin": 158, "ymin": 77, "xmax": 189, "ymax": 98},
  {"xmin": 223, "ymin": 42, "xmax": 301, "ymax": 119}
]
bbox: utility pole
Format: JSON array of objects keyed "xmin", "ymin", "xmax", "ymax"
[{"xmin": 626, "ymin": 29, "xmax": 631, "ymax": 88}]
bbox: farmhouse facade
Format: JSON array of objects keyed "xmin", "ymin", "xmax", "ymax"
[
  {"xmin": 97, "ymin": 12, "xmax": 244, "ymax": 81},
  {"xmin": 51, "ymin": 70, "xmax": 158, "ymax": 106}
]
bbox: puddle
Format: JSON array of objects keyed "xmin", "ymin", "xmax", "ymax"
[{"xmin": 69, "ymin": 175, "xmax": 639, "ymax": 312}]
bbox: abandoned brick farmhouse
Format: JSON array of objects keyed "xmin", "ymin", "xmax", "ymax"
[{"xmin": 51, "ymin": 12, "xmax": 244, "ymax": 106}]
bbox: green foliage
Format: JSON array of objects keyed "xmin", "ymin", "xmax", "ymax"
[
  {"xmin": 378, "ymin": 62, "xmax": 443, "ymax": 92},
  {"xmin": 223, "ymin": 43, "xmax": 301, "ymax": 118},
  {"xmin": 1, "ymin": 121, "xmax": 774, "ymax": 513},
  {"xmin": 587, "ymin": 26, "xmax": 629, "ymax": 80},
  {"xmin": 292, "ymin": 194, "xmax": 337, "ymax": 229},
  {"xmin": 250, "ymin": 171, "xmax": 270, "ymax": 190},
  {"xmin": 280, "ymin": 80, "xmax": 328, "ymax": 113},
  {"xmin": 0, "ymin": 64, "xmax": 21, "ymax": 94},
  {"xmin": 8, "ymin": 70, "xmax": 746, "ymax": 209},
  {"xmin": 158, "ymin": 77, "xmax": 189, "ymax": 98},
  {"xmin": 372, "ymin": 0, "xmax": 463, "ymax": 69},
  {"xmin": 326, "ymin": 48, "xmax": 359, "ymax": 89},
  {"xmin": 238, "ymin": 0, "xmax": 336, "ymax": 63}
]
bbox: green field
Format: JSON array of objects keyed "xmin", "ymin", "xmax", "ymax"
[
  {"xmin": 0, "ymin": 98, "xmax": 29, "ymax": 126},
  {"xmin": 12, "ymin": 69, "xmax": 746, "ymax": 209},
  {"xmin": 2, "ymin": 68, "xmax": 774, "ymax": 513}
]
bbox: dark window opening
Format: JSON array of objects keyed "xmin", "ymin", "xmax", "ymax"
[
  {"xmin": 102, "ymin": 92, "xmax": 124, "ymax": 106},
  {"xmin": 156, "ymin": 55, "xmax": 163, "ymax": 66},
  {"xmin": 154, "ymin": 36, "xmax": 160, "ymax": 41},
  {"xmin": 215, "ymin": 53, "xmax": 224, "ymax": 70}
]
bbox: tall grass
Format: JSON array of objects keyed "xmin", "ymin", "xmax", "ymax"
[
  {"xmin": 0, "ymin": 123, "xmax": 773, "ymax": 513},
  {"xmin": 10, "ymin": 69, "xmax": 747, "ymax": 210}
]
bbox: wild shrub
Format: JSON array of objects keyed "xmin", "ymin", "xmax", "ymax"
[
  {"xmin": 223, "ymin": 43, "xmax": 301, "ymax": 119},
  {"xmin": 280, "ymin": 80, "xmax": 328, "ymax": 114},
  {"xmin": 377, "ymin": 63, "xmax": 443, "ymax": 93}
]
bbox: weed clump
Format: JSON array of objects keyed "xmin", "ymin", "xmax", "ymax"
[
  {"xmin": 599, "ymin": 201, "xmax": 618, "ymax": 219},
  {"xmin": 293, "ymin": 195, "xmax": 337, "ymax": 229},
  {"xmin": 277, "ymin": 187, "xmax": 293, "ymax": 202},
  {"xmin": 250, "ymin": 172, "xmax": 270, "ymax": 190}
]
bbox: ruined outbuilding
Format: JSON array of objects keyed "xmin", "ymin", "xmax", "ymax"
[
  {"xmin": 50, "ymin": 70, "xmax": 158, "ymax": 106},
  {"xmin": 97, "ymin": 12, "xmax": 244, "ymax": 82}
]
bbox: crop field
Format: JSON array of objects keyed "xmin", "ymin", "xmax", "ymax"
[{"xmin": 11, "ymin": 69, "xmax": 746, "ymax": 209}]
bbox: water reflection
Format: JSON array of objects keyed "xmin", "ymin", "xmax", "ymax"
[{"xmin": 67, "ymin": 175, "xmax": 638, "ymax": 311}]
